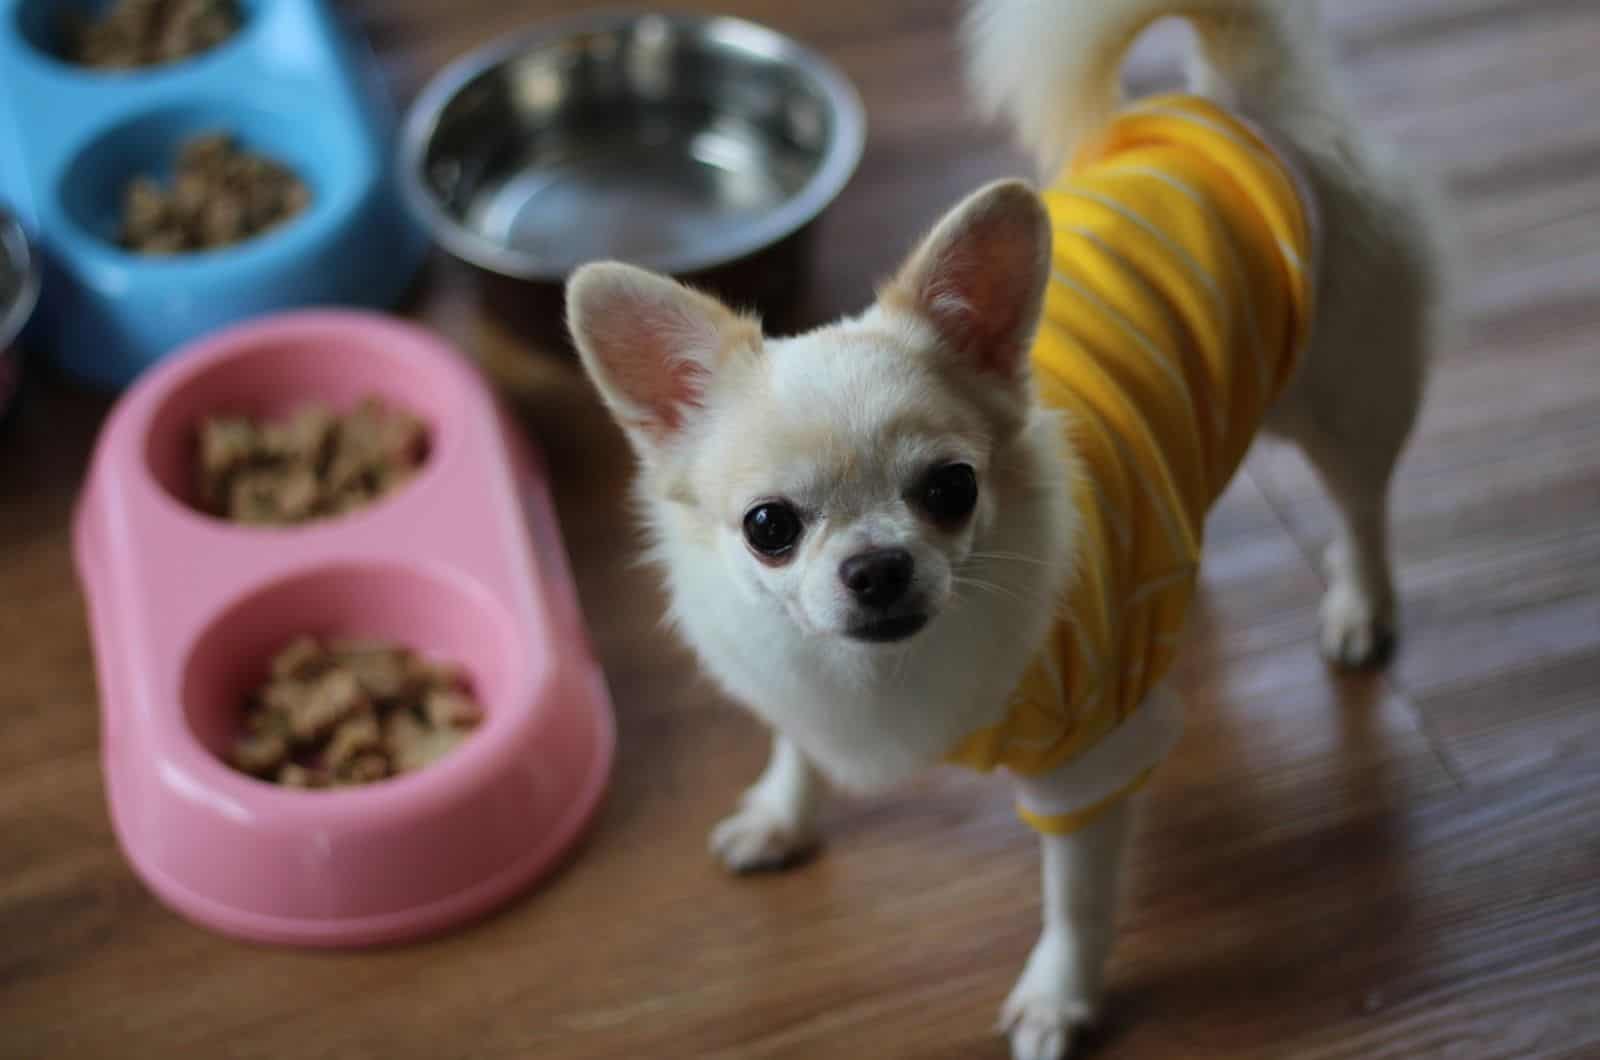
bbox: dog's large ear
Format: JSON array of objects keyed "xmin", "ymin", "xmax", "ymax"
[
  {"xmin": 882, "ymin": 179, "xmax": 1052, "ymax": 381},
  {"xmin": 566, "ymin": 263, "xmax": 760, "ymax": 450}
]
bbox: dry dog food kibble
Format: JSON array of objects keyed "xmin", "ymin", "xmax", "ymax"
[
  {"xmin": 195, "ymin": 397, "xmax": 426, "ymax": 525},
  {"xmin": 68, "ymin": 0, "xmax": 241, "ymax": 70},
  {"xmin": 229, "ymin": 638, "xmax": 484, "ymax": 788},
  {"xmin": 120, "ymin": 133, "xmax": 309, "ymax": 254}
]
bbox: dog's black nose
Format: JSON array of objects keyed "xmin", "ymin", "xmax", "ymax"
[{"xmin": 840, "ymin": 549, "xmax": 914, "ymax": 609}]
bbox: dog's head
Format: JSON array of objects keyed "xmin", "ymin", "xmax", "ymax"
[{"xmin": 567, "ymin": 180, "xmax": 1059, "ymax": 649}]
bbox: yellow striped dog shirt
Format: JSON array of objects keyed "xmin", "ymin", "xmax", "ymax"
[{"xmin": 943, "ymin": 95, "xmax": 1318, "ymax": 834}]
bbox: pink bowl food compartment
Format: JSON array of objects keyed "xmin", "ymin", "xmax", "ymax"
[{"xmin": 73, "ymin": 310, "xmax": 615, "ymax": 947}]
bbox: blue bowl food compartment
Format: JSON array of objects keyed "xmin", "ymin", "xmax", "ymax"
[{"xmin": 0, "ymin": 0, "xmax": 427, "ymax": 387}]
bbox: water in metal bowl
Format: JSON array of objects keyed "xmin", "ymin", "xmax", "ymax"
[{"xmin": 402, "ymin": 11, "xmax": 865, "ymax": 283}]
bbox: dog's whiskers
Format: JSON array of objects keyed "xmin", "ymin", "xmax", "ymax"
[
  {"xmin": 967, "ymin": 550, "xmax": 1055, "ymax": 569},
  {"xmin": 952, "ymin": 574, "xmax": 1029, "ymax": 608}
]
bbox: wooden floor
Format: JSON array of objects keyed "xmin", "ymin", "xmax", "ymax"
[{"xmin": 3, "ymin": 2, "xmax": 1598, "ymax": 1057}]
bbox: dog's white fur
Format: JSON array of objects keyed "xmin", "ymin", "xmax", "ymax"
[{"xmin": 567, "ymin": 3, "xmax": 1439, "ymax": 1057}]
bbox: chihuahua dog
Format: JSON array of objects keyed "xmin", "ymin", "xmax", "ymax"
[{"xmin": 566, "ymin": 1, "xmax": 1440, "ymax": 1057}]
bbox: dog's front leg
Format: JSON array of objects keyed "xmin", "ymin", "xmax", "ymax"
[
  {"xmin": 710, "ymin": 734, "xmax": 823, "ymax": 872},
  {"xmin": 1002, "ymin": 796, "xmax": 1135, "ymax": 1060}
]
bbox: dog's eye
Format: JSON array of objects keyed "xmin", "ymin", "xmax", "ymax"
[
  {"xmin": 743, "ymin": 501, "xmax": 803, "ymax": 558},
  {"xmin": 917, "ymin": 464, "xmax": 978, "ymax": 525}
]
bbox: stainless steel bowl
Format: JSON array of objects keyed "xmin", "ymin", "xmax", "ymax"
[
  {"xmin": 0, "ymin": 206, "xmax": 41, "ymax": 427},
  {"xmin": 400, "ymin": 10, "xmax": 865, "ymax": 296}
]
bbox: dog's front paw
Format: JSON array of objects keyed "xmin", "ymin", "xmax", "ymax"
[
  {"xmin": 1000, "ymin": 989, "xmax": 1095, "ymax": 1060},
  {"xmin": 999, "ymin": 934, "xmax": 1100, "ymax": 1060},
  {"xmin": 709, "ymin": 801, "xmax": 817, "ymax": 874}
]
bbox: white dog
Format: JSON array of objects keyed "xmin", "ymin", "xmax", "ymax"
[{"xmin": 566, "ymin": 2, "xmax": 1440, "ymax": 1057}]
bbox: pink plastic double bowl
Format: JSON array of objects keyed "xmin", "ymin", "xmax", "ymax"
[{"xmin": 73, "ymin": 310, "xmax": 615, "ymax": 947}]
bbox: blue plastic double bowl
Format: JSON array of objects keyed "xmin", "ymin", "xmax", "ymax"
[{"xmin": 0, "ymin": 0, "xmax": 427, "ymax": 387}]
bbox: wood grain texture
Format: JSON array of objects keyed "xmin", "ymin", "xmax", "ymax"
[{"xmin": 2, "ymin": 2, "xmax": 1598, "ymax": 1058}]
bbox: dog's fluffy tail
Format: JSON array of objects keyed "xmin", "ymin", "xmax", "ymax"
[{"xmin": 964, "ymin": 0, "xmax": 1337, "ymax": 176}]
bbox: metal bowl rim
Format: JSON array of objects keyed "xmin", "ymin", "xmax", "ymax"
[
  {"xmin": 398, "ymin": 7, "xmax": 866, "ymax": 282},
  {"xmin": 0, "ymin": 206, "xmax": 41, "ymax": 353}
]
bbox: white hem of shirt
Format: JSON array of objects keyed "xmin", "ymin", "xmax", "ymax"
[{"xmin": 1010, "ymin": 682, "xmax": 1184, "ymax": 821}]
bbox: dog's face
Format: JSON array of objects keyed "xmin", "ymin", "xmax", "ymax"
[
  {"xmin": 567, "ymin": 180, "xmax": 1053, "ymax": 648},
  {"xmin": 678, "ymin": 318, "xmax": 1000, "ymax": 644}
]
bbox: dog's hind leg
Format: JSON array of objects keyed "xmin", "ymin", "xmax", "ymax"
[
  {"xmin": 1271, "ymin": 307, "xmax": 1426, "ymax": 669},
  {"xmin": 1267, "ymin": 169, "xmax": 1436, "ymax": 670},
  {"xmin": 1294, "ymin": 423, "xmax": 1408, "ymax": 669}
]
